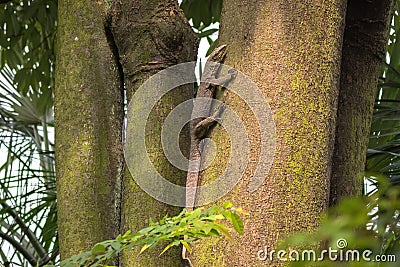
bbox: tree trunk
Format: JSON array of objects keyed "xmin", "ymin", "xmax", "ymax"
[
  {"xmin": 54, "ymin": 0, "xmax": 123, "ymax": 259},
  {"xmin": 190, "ymin": 1, "xmax": 346, "ymax": 266},
  {"xmin": 107, "ymin": 0, "xmax": 197, "ymax": 266},
  {"xmin": 329, "ymin": 0, "xmax": 394, "ymax": 206}
]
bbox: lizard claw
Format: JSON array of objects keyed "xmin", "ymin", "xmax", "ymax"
[{"xmin": 228, "ymin": 68, "xmax": 238, "ymax": 77}]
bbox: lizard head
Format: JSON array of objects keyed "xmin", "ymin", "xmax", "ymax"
[
  {"xmin": 208, "ymin": 44, "xmax": 227, "ymax": 63},
  {"xmin": 202, "ymin": 45, "xmax": 227, "ymax": 79},
  {"xmin": 202, "ymin": 45, "xmax": 228, "ymax": 80}
]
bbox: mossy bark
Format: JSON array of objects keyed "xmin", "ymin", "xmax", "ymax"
[
  {"xmin": 54, "ymin": 0, "xmax": 123, "ymax": 259},
  {"xmin": 107, "ymin": 0, "xmax": 197, "ymax": 266},
  {"xmin": 329, "ymin": 0, "xmax": 394, "ymax": 206},
  {"xmin": 190, "ymin": 1, "xmax": 346, "ymax": 266}
]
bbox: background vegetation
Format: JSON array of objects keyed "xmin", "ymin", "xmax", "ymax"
[{"xmin": 0, "ymin": 0, "xmax": 399, "ymax": 266}]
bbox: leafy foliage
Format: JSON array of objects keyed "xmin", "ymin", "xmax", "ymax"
[
  {"xmin": 0, "ymin": 67, "xmax": 56, "ymax": 266},
  {"xmin": 0, "ymin": 0, "xmax": 57, "ymax": 265},
  {"xmin": 366, "ymin": 0, "xmax": 400, "ymax": 191},
  {"xmin": 46, "ymin": 203, "xmax": 246, "ymax": 267},
  {"xmin": 180, "ymin": 0, "xmax": 222, "ymax": 29},
  {"xmin": 0, "ymin": 0, "xmax": 57, "ymax": 95},
  {"xmin": 180, "ymin": 0, "xmax": 221, "ymax": 56},
  {"xmin": 279, "ymin": 178, "xmax": 400, "ymax": 266},
  {"xmin": 363, "ymin": 0, "xmax": 400, "ymax": 254}
]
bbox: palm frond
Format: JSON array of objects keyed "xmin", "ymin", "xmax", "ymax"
[{"xmin": 0, "ymin": 67, "xmax": 57, "ymax": 266}]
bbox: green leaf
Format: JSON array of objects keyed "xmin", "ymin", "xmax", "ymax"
[
  {"xmin": 138, "ymin": 225, "xmax": 155, "ymax": 235},
  {"xmin": 110, "ymin": 242, "xmax": 121, "ymax": 251},
  {"xmin": 186, "ymin": 207, "xmax": 203, "ymax": 221},
  {"xmin": 212, "ymin": 224, "xmax": 233, "ymax": 241},
  {"xmin": 37, "ymin": 4, "xmax": 48, "ymax": 28},
  {"xmin": 191, "ymin": 8, "xmax": 202, "ymax": 28},
  {"xmin": 223, "ymin": 202, "xmax": 233, "ymax": 209},
  {"xmin": 6, "ymin": 48, "xmax": 18, "ymax": 69},
  {"xmin": 180, "ymin": 240, "xmax": 192, "ymax": 253},
  {"xmin": 206, "ymin": 39, "xmax": 218, "ymax": 56},
  {"xmin": 9, "ymin": 12, "xmax": 21, "ymax": 36},
  {"xmin": 230, "ymin": 212, "xmax": 244, "ymax": 235},
  {"xmin": 22, "ymin": 1, "xmax": 38, "ymax": 21},
  {"xmin": 0, "ymin": 49, "xmax": 4, "ymax": 69},
  {"xmin": 91, "ymin": 244, "xmax": 106, "ymax": 255},
  {"xmin": 160, "ymin": 240, "xmax": 180, "ymax": 255},
  {"xmin": 222, "ymin": 211, "xmax": 232, "ymax": 221},
  {"xmin": 3, "ymin": 11, "xmax": 12, "ymax": 36},
  {"xmin": 201, "ymin": 0, "xmax": 212, "ymax": 27},
  {"xmin": 122, "ymin": 230, "xmax": 131, "ymax": 237},
  {"xmin": 235, "ymin": 207, "xmax": 249, "ymax": 215},
  {"xmin": 116, "ymin": 234, "xmax": 123, "ymax": 241},
  {"xmin": 197, "ymin": 28, "xmax": 218, "ymax": 38},
  {"xmin": 193, "ymin": 221, "xmax": 211, "ymax": 234},
  {"xmin": 15, "ymin": 69, "xmax": 31, "ymax": 95},
  {"xmin": 0, "ymin": 26, "xmax": 8, "ymax": 47},
  {"xmin": 179, "ymin": 0, "xmax": 191, "ymax": 20},
  {"xmin": 180, "ymin": 0, "xmax": 221, "ymax": 29},
  {"xmin": 139, "ymin": 244, "xmax": 151, "ymax": 255},
  {"xmin": 210, "ymin": 0, "xmax": 222, "ymax": 22}
]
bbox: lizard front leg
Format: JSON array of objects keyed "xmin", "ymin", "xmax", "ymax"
[{"xmin": 207, "ymin": 68, "xmax": 237, "ymax": 87}]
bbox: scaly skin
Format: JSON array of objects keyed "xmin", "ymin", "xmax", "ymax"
[
  {"xmin": 182, "ymin": 45, "xmax": 237, "ymax": 266},
  {"xmin": 185, "ymin": 44, "xmax": 231, "ymax": 210}
]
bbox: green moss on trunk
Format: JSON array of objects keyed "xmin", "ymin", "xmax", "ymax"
[
  {"xmin": 55, "ymin": 0, "xmax": 123, "ymax": 259},
  {"xmin": 108, "ymin": 0, "xmax": 197, "ymax": 266},
  {"xmin": 190, "ymin": 1, "xmax": 347, "ymax": 266}
]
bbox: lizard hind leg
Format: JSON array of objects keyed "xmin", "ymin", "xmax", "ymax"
[{"xmin": 193, "ymin": 103, "xmax": 226, "ymax": 139}]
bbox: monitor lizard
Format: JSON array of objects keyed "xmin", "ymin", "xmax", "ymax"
[{"xmin": 182, "ymin": 44, "xmax": 237, "ymax": 266}]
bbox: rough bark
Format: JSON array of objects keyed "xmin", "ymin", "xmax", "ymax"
[
  {"xmin": 329, "ymin": 0, "xmax": 395, "ymax": 206},
  {"xmin": 55, "ymin": 0, "xmax": 123, "ymax": 259},
  {"xmin": 107, "ymin": 0, "xmax": 197, "ymax": 266},
  {"xmin": 190, "ymin": 0, "xmax": 346, "ymax": 266}
]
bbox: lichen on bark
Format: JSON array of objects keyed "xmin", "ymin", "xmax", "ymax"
[
  {"xmin": 55, "ymin": 0, "xmax": 123, "ymax": 259},
  {"xmin": 107, "ymin": 0, "xmax": 198, "ymax": 266},
  {"xmin": 190, "ymin": 1, "xmax": 347, "ymax": 266}
]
